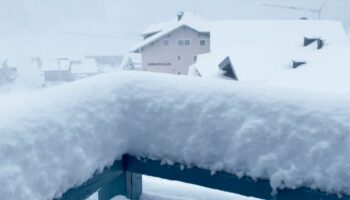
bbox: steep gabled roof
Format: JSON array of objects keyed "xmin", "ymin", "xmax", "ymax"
[
  {"xmin": 141, "ymin": 21, "xmax": 169, "ymax": 37},
  {"xmin": 141, "ymin": 12, "xmax": 209, "ymax": 36},
  {"xmin": 130, "ymin": 12, "xmax": 210, "ymax": 53}
]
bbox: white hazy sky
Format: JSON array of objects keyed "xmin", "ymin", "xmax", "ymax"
[{"xmin": 0, "ymin": 0, "xmax": 349, "ymax": 58}]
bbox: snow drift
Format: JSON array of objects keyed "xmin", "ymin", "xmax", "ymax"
[{"xmin": 1, "ymin": 71, "xmax": 350, "ymax": 199}]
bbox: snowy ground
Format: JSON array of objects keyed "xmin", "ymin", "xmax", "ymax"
[{"xmin": 87, "ymin": 176, "xmax": 257, "ymax": 200}]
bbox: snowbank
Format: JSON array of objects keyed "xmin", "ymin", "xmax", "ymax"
[{"xmin": 2, "ymin": 71, "xmax": 350, "ymax": 199}]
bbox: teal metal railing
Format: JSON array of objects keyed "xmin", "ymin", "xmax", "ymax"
[{"xmin": 56, "ymin": 155, "xmax": 350, "ymax": 200}]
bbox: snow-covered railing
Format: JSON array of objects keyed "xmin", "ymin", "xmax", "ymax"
[
  {"xmin": 3, "ymin": 72, "xmax": 350, "ymax": 199},
  {"xmin": 57, "ymin": 155, "xmax": 350, "ymax": 200}
]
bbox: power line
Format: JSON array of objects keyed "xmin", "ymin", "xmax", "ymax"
[
  {"xmin": 61, "ymin": 31, "xmax": 140, "ymax": 41},
  {"xmin": 262, "ymin": 2, "xmax": 326, "ymax": 20}
]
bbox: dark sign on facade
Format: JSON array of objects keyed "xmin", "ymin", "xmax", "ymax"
[{"xmin": 148, "ymin": 63, "xmax": 171, "ymax": 66}]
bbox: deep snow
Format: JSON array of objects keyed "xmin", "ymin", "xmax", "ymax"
[{"xmin": 2, "ymin": 71, "xmax": 350, "ymax": 199}]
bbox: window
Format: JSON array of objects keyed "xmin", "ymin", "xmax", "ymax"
[
  {"xmin": 194, "ymin": 56, "xmax": 197, "ymax": 62},
  {"xmin": 177, "ymin": 55, "xmax": 182, "ymax": 61},
  {"xmin": 178, "ymin": 39, "xmax": 191, "ymax": 46},
  {"xmin": 200, "ymin": 40, "xmax": 206, "ymax": 46},
  {"xmin": 163, "ymin": 39, "xmax": 170, "ymax": 46}
]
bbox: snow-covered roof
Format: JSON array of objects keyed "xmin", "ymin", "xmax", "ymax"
[
  {"xmin": 70, "ymin": 58, "xmax": 98, "ymax": 74},
  {"xmin": 3, "ymin": 72, "xmax": 350, "ymax": 199},
  {"xmin": 141, "ymin": 21, "xmax": 169, "ymax": 37},
  {"xmin": 193, "ymin": 20, "xmax": 350, "ymax": 93},
  {"xmin": 141, "ymin": 12, "xmax": 208, "ymax": 36},
  {"xmin": 41, "ymin": 59, "xmax": 70, "ymax": 71},
  {"xmin": 131, "ymin": 12, "xmax": 210, "ymax": 52},
  {"xmin": 42, "ymin": 58, "xmax": 99, "ymax": 74}
]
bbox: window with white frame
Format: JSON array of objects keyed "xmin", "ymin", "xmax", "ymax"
[
  {"xmin": 200, "ymin": 40, "xmax": 206, "ymax": 46},
  {"xmin": 178, "ymin": 39, "xmax": 191, "ymax": 46},
  {"xmin": 163, "ymin": 39, "xmax": 170, "ymax": 46}
]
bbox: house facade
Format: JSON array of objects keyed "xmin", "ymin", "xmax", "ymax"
[{"xmin": 131, "ymin": 12, "xmax": 210, "ymax": 75}]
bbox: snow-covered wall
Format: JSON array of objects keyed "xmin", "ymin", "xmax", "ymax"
[{"xmin": 2, "ymin": 72, "xmax": 350, "ymax": 199}]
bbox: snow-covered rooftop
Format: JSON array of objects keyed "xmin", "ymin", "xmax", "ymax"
[
  {"xmin": 70, "ymin": 58, "xmax": 98, "ymax": 74},
  {"xmin": 2, "ymin": 71, "xmax": 350, "ymax": 199},
  {"xmin": 41, "ymin": 59, "xmax": 70, "ymax": 71},
  {"xmin": 141, "ymin": 21, "xmax": 169, "ymax": 37},
  {"xmin": 131, "ymin": 12, "xmax": 210, "ymax": 52},
  {"xmin": 193, "ymin": 20, "xmax": 350, "ymax": 93},
  {"xmin": 141, "ymin": 12, "xmax": 209, "ymax": 36},
  {"xmin": 41, "ymin": 58, "xmax": 99, "ymax": 74}
]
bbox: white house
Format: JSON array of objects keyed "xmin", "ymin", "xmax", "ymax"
[
  {"xmin": 131, "ymin": 12, "xmax": 211, "ymax": 75},
  {"xmin": 190, "ymin": 20, "xmax": 350, "ymax": 93}
]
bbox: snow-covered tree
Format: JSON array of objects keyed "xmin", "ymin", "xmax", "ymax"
[{"xmin": 0, "ymin": 60, "xmax": 18, "ymax": 84}]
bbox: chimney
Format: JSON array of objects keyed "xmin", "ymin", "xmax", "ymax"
[
  {"xmin": 304, "ymin": 37, "xmax": 317, "ymax": 47},
  {"xmin": 317, "ymin": 39, "xmax": 325, "ymax": 49},
  {"xmin": 219, "ymin": 56, "xmax": 238, "ymax": 80},
  {"xmin": 292, "ymin": 60, "xmax": 307, "ymax": 69},
  {"xmin": 304, "ymin": 37, "xmax": 325, "ymax": 50},
  {"xmin": 177, "ymin": 11, "xmax": 184, "ymax": 21}
]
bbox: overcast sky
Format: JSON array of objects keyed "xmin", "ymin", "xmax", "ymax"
[{"xmin": 0, "ymin": 0, "xmax": 349, "ymax": 57}]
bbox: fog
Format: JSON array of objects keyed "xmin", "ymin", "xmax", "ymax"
[{"xmin": 0, "ymin": 0, "xmax": 349, "ymax": 58}]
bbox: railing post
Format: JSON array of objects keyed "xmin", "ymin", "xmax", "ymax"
[
  {"xmin": 98, "ymin": 173, "xmax": 127, "ymax": 200},
  {"xmin": 98, "ymin": 155, "xmax": 142, "ymax": 200},
  {"xmin": 126, "ymin": 172, "xmax": 142, "ymax": 200}
]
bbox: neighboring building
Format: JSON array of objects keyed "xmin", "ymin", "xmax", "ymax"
[
  {"xmin": 42, "ymin": 57, "xmax": 99, "ymax": 83},
  {"xmin": 85, "ymin": 55, "xmax": 123, "ymax": 72},
  {"xmin": 131, "ymin": 12, "xmax": 211, "ymax": 75},
  {"xmin": 44, "ymin": 70, "xmax": 72, "ymax": 82},
  {"xmin": 69, "ymin": 58, "xmax": 99, "ymax": 79},
  {"xmin": 190, "ymin": 20, "xmax": 350, "ymax": 93},
  {"xmin": 42, "ymin": 58, "xmax": 72, "ymax": 83}
]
